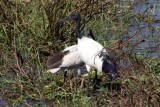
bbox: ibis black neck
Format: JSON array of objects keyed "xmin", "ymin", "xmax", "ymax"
[
  {"xmin": 75, "ymin": 18, "xmax": 82, "ymax": 39},
  {"xmin": 87, "ymin": 29, "xmax": 96, "ymax": 40}
]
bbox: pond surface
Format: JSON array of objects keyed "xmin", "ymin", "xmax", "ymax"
[{"xmin": 129, "ymin": 0, "xmax": 160, "ymax": 57}]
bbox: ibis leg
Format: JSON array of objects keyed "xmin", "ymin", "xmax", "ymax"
[
  {"xmin": 94, "ymin": 70, "xmax": 98, "ymax": 89},
  {"xmin": 64, "ymin": 70, "xmax": 67, "ymax": 78},
  {"xmin": 64, "ymin": 70, "xmax": 67, "ymax": 81},
  {"xmin": 74, "ymin": 67, "xmax": 81, "ymax": 77},
  {"xmin": 77, "ymin": 68, "xmax": 81, "ymax": 77},
  {"xmin": 86, "ymin": 71, "xmax": 91, "ymax": 97}
]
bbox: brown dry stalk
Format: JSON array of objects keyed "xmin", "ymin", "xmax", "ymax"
[
  {"xmin": 129, "ymin": 39, "xmax": 145, "ymax": 55},
  {"xmin": 12, "ymin": 45, "xmax": 25, "ymax": 74},
  {"xmin": 0, "ymin": 66, "xmax": 5, "ymax": 71},
  {"xmin": 110, "ymin": 26, "xmax": 148, "ymax": 51},
  {"xmin": 12, "ymin": 43, "xmax": 26, "ymax": 74}
]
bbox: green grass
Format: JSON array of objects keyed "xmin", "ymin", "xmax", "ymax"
[{"xmin": 0, "ymin": 0, "xmax": 160, "ymax": 106}]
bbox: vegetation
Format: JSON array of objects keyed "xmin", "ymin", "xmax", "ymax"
[{"xmin": 0, "ymin": 0, "xmax": 160, "ymax": 106}]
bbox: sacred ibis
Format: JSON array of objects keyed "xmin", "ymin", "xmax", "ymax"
[
  {"xmin": 47, "ymin": 29, "xmax": 95, "ymax": 78},
  {"xmin": 60, "ymin": 12, "xmax": 119, "ymax": 96}
]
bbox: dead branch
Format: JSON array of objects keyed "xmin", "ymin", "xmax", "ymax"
[
  {"xmin": 12, "ymin": 38, "xmax": 26, "ymax": 74},
  {"xmin": 109, "ymin": 26, "xmax": 148, "ymax": 51}
]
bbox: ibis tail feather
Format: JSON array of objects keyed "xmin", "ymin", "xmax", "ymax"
[{"xmin": 47, "ymin": 68, "xmax": 61, "ymax": 73}]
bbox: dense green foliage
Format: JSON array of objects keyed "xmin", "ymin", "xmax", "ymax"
[{"xmin": 0, "ymin": 0, "xmax": 160, "ymax": 106}]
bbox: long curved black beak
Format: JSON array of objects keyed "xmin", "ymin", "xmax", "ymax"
[
  {"xmin": 59, "ymin": 16, "xmax": 71, "ymax": 23},
  {"xmin": 56, "ymin": 16, "xmax": 72, "ymax": 29},
  {"xmin": 56, "ymin": 15, "xmax": 72, "ymax": 30}
]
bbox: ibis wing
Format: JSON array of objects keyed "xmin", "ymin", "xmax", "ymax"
[
  {"xmin": 47, "ymin": 50, "xmax": 69, "ymax": 69},
  {"xmin": 63, "ymin": 45, "xmax": 77, "ymax": 52},
  {"xmin": 47, "ymin": 60, "xmax": 62, "ymax": 69},
  {"xmin": 47, "ymin": 68, "xmax": 61, "ymax": 73}
]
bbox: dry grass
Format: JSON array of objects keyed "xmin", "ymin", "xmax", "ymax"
[{"xmin": 0, "ymin": 0, "xmax": 160, "ymax": 106}]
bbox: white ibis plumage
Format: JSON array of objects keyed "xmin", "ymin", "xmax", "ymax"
[
  {"xmin": 47, "ymin": 29, "xmax": 95, "ymax": 78},
  {"xmin": 60, "ymin": 12, "xmax": 119, "ymax": 96}
]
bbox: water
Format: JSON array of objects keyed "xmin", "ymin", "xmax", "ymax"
[
  {"xmin": 114, "ymin": 0, "xmax": 160, "ymax": 67},
  {"xmin": 129, "ymin": 0, "xmax": 160, "ymax": 57}
]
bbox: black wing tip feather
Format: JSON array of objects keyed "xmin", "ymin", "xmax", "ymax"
[
  {"xmin": 47, "ymin": 50, "xmax": 70, "ymax": 70},
  {"xmin": 47, "ymin": 60, "xmax": 62, "ymax": 70}
]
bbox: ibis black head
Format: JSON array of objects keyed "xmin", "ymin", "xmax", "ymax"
[
  {"xmin": 67, "ymin": 12, "xmax": 80, "ymax": 21},
  {"xmin": 59, "ymin": 12, "xmax": 82, "ymax": 39},
  {"xmin": 101, "ymin": 53, "xmax": 120, "ymax": 80},
  {"xmin": 60, "ymin": 12, "xmax": 81, "ymax": 22}
]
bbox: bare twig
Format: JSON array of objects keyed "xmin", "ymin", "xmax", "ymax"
[
  {"xmin": 109, "ymin": 26, "xmax": 148, "ymax": 50},
  {"xmin": 129, "ymin": 39, "xmax": 145, "ymax": 56},
  {"xmin": 12, "ymin": 38, "xmax": 26, "ymax": 74}
]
